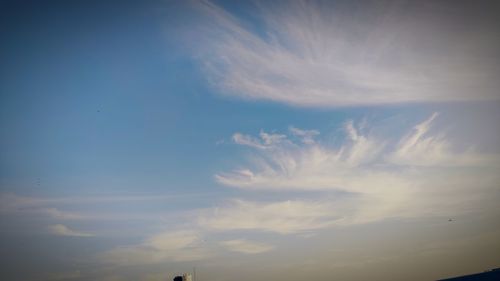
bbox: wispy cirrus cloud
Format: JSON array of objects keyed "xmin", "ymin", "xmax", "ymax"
[
  {"xmin": 217, "ymin": 113, "xmax": 493, "ymax": 191},
  {"xmin": 47, "ymin": 224, "xmax": 94, "ymax": 237},
  {"xmin": 24, "ymin": 116, "xmax": 497, "ymax": 271},
  {"xmin": 199, "ymin": 199, "xmax": 340, "ymax": 234},
  {"xmin": 388, "ymin": 113, "xmax": 493, "ymax": 166},
  {"xmin": 217, "ymin": 124, "xmax": 397, "ymax": 192},
  {"xmin": 220, "ymin": 239, "xmax": 274, "ymax": 254},
  {"xmin": 289, "ymin": 127, "xmax": 320, "ymax": 145},
  {"xmin": 215, "ymin": 114, "xmax": 500, "ymax": 226},
  {"xmin": 102, "ymin": 230, "xmax": 210, "ymax": 265},
  {"xmin": 0, "ymin": 193, "xmax": 204, "ymax": 222},
  {"xmin": 191, "ymin": 0, "xmax": 500, "ymax": 107}
]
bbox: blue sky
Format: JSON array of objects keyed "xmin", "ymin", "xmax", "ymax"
[{"xmin": 1, "ymin": 1, "xmax": 500, "ymax": 281}]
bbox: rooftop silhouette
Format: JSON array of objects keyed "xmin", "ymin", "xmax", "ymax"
[{"xmin": 438, "ymin": 268, "xmax": 500, "ymax": 280}]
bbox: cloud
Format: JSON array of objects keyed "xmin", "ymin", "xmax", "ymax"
[
  {"xmin": 215, "ymin": 114, "xmax": 500, "ymax": 226},
  {"xmin": 0, "ymin": 193, "xmax": 206, "ymax": 223},
  {"xmin": 343, "ymin": 120, "xmax": 381, "ymax": 166},
  {"xmin": 146, "ymin": 230, "xmax": 201, "ymax": 251},
  {"xmin": 103, "ymin": 199, "xmax": 338, "ymax": 265},
  {"xmin": 56, "ymin": 113, "xmax": 499, "ymax": 270},
  {"xmin": 217, "ymin": 114, "xmax": 493, "ymax": 191},
  {"xmin": 0, "ymin": 193, "xmax": 203, "ymax": 208},
  {"xmin": 289, "ymin": 126, "xmax": 319, "ymax": 144},
  {"xmin": 41, "ymin": 208, "xmax": 88, "ymax": 220},
  {"xmin": 216, "ymin": 124, "xmax": 400, "ymax": 192},
  {"xmin": 47, "ymin": 224, "xmax": 94, "ymax": 237},
  {"xmin": 232, "ymin": 132, "xmax": 267, "ymax": 149},
  {"xmin": 199, "ymin": 199, "xmax": 340, "ymax": 234},
  {"xmin": 232, "ymin": 131, "xmax": 290, "ymax": 149},
  {"xmin": 0, "ymin": 194, "xmax": 90, "ymax": 220},
  {"xmin": 102, "ymin": 230, "xmax": 210, "ymax": 265},
  {"xmin": 191, "ymin": 0, "xmax": 500, "ymax": 107},
  {"xmin": 388, "ymin": 113, "xmax": 491, "ymax": 166},
  {"xmin": 220, "ymin": 239, "xmax": 274, "ymax": 254}
]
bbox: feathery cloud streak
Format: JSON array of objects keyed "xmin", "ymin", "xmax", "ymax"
[
  {"xmin": 220, "ymin": 239, "xmax": 274, "ymax": 254},
  {"xmin": 217, "ymin": 114, "xmax": 493, "ymax": 191},
  {"xmin": 199, "ymin": 199, "xmax": 340, "ymax": 234},
  {"xmin": 192, "ymin": 0, "xmax": 500, "ymax": 107},
  {"xmin": 102, "ymin": 230, "xmax": 210, "ymax": 265},
  {"xmin": 47, "ymin": 224, "xmax": 94, "ymax": 237},
  {"xmin": 215, "ymin": 114, "xmax": 499, "ymax": 225},
  {"xmin": 54, "ymin": 114, "xmax": 500, "ymax": 267}
]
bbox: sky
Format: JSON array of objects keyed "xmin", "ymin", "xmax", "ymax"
[{"xmin": 0, "ymin": 0, "xmax": 499, "ymax": 280}]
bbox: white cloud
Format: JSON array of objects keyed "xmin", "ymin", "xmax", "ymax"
[
  {"xmin": 388, "ymin": 113, "xmax": 491, "ymax": 166},
  {"xmin": 232, "ymin": 133, "xmax": 266, "ymax": 149},
  {"xmin": 41, "ymin": 208, "xmax": 88, "ymax": 220},
  {"xmin": 191, "ymin": 1, "xmax": 500, "ymax": 107},
  {"xmin": 217, "ymin": 124, "xmax": 398, "ymax": 192},
  {"xmin": 343, "ymin": 120, "xmax": 381, "ymax": 166},
  {"xmin": 146, "ymin": 230, "xmax": 201, "ymax": 251},
  {"xmin": 217, "ymin": 114, "xmax": 493, "ymax": 191},
  {"xmin": 220, "ymin": 239, "xmax": 274, "ymax": 254},
  {"xmin": 0, "ymin": 193, "xmax": 205, "ymax": 223},
  {"xmin": 215, "ymin": 114, "xmax": 500, "ymax": 227},
  {"xmin": 199, "ymin": 199, "xmax": 340, "ymax": 234},
  {"xmin": 289, "ymin": 126, "xmax": 319, "ymax": 144},
  {"xmin": 55, "ymin": 113, "xmax": 499, "ymax": 269},
  {"xmin": 47, "ymin": 224, "xmax": 94, "ymax": 237},
  {"xmin": 102, "ymin": 230, "xmax": 210, "ymax": 265},
  {"xmin": 232, "ymin": 131, "xmax": 290, "ymax": 149}
]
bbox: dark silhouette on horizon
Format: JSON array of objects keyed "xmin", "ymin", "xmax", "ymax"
[{"xmin": 438, "ymin": 268, "xmax": 500, "ymax": 280}]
